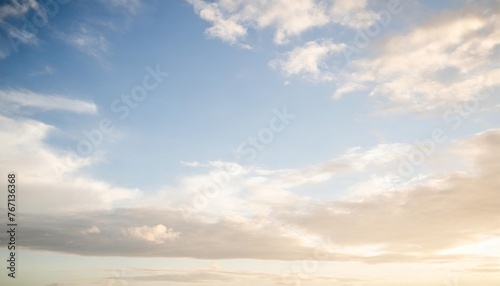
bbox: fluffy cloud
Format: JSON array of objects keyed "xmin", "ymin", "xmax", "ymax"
[
  {"xmin": 269, "ymin": 39, "xmax": 345, "ymax": 81},
  {"xmin": 188, "ymin": 0, "xmax": 377, "ymax": 46},
  {"xmin": 203, "ymin": 1, "xmax": 498, "ymax": 114},
  {"xmin": 333, "ymin": 7, "xmax": 500, "ymax": 113},
  {"xmin": 0, "ymin": 103, "xmax": 140, "ymax": 213},
  {"xmin": 189, "ymin": 0, "xmax": 250, "ymax": 48},
  {"xmin": 147, "ymin": 142, "xmax": 414, "ymax": 224},
  {"xmin": 124, "ymin": 224, "xmax": 180, "ymax": 244}
]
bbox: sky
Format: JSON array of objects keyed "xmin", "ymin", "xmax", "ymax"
[{"xmin": 0, "ymin": 0, "xmax": 499, "ymax": 285}]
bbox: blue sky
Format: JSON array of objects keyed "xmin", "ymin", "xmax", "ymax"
[{"xmin": 0, "ymin": 0, "xmax": 499, "ymax": 285}]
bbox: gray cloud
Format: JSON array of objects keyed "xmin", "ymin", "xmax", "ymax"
[{"xmin": 3, "ymin": 207, "xmax": 313, "ymax": 260}]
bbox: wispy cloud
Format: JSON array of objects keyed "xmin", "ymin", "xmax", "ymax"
[
  {"xmin": 100, "ymin": 267, "xmax": 369, "ymax": 284},
  {"xmin": 103, "ymin": 0, "xmax": 142, "ymax": 15},
  {"xmin": 0, "ymin": 0, "xmax": 46, "ymax": 57},
  {"xmin": 0, "ymin": 89, "xmax": 97, "ymax": 114},
  {"xmin": 66, "ymin": 25, "xmax": 109, "ymax": 59},
  {"xmin": 0, "ymin": 0, "xmax": 45, "ymax": 21},
  {"xmin": 29, "ymin": 65, "xmax": 54, "ymax": 77}
]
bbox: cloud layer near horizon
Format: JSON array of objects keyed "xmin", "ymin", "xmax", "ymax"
[{"xmin": 1, "ymin": 110, "xmax": 499, "ymax": 267}]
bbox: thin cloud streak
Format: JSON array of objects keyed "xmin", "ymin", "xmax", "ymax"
[{"xmin": 0, "ymin": 89, "xmax": 97, "ymax": 114}]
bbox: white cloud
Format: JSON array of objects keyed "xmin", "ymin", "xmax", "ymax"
[
  {"xmin": 188, "ymin": 0, "xmax": 375, "ymax": 46},
  {"xmin": 192, "ymin": 1, "xmax": 497, "ymax": 115},
  {"xmin": 245, "ymin": 142, "xmax": 411, "ymax": 192},
  {"xmin": 188, "ymin": 0, "xmax": 250, "ymax": 48},
  {"xmin": 0, "ymin": 89, "xmax": 97, "ymax": 114},
  {"xmin": 180, "ymin": 160, "xmax": 203, "ymax": 167},
  {"xmin": 124, "ymin": 224, "xmax": 180, "ymax": 244},
  {"xmin": 333, "ymin": 8, "xmax": 500, "ymax": 113},
  {"xmin": 243, "ymin": 0, "xmax": 330, "ymax": 44},
  {"xmin": 0, "ymin": 115, "xmax": 141, "ymax": 213},
  {"xmin": 270, "ymin": 39, "xmax": 345, "ymax": 81},
  {"xmin": 146, "ymin": 142, "xmax": 415, "ymax": 225}
]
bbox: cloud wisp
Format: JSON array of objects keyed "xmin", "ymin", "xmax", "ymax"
[{"xmin": 0, "ymin": 89, "xmax": 97, "ymax": 114}]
